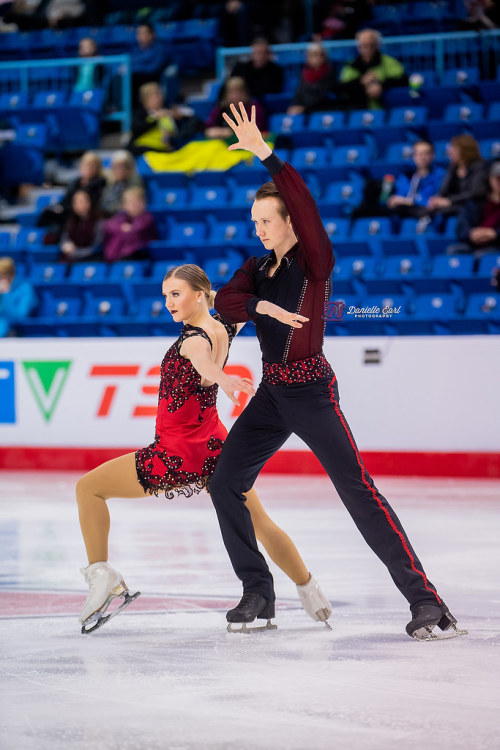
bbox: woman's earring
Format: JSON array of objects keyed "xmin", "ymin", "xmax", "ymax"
[{"xmin": 198, "ymin": 299, "xmax": 201, "ymax": 303}]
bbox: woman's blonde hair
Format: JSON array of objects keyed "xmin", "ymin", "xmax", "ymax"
[
  {"xmin": 139, "ymin": 82, "xmax": 161, "ymax": 107},
  {"xmin": 80, "ymin": 151, "xmax": 102, "ymax": 171},
  {"xmin": 164, "ymin": 264, "xmax": 216, "ymax": 308},
  {"xmin": 0, "ymin": 256, "xmax": 15, "ymax": 278},
  {"xmin": 220, "ymin": 76, "xmax": 249, "ymax": 108}
]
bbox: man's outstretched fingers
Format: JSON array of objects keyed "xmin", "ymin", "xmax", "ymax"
[
  {"xmin": 230, "ymin": 102, "xmax": 243, "ymax": 124},
  {"xmin": 239, "ymin": 101, "xmax": 249, "ymax": 121}
]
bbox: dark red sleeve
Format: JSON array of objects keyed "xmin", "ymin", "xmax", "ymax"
[
  {"xmin": 263, "ymin": 153, "xmax": 335, "ymax": 280},
  {"xmin": 213, "ymin": 256, "xmax": 262, "ymax": 323}
]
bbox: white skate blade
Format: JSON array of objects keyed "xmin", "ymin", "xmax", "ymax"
[
  {"xmin": 81, "ymin": 590, "xmax": 141, "ymax": 634},
  {"xmin": 411, "ymin": 623, "xmax": 468, "ymax": 641},
  {"xmin": 226, "ymin": 619, "xmax": 277, "ymax": 634}
]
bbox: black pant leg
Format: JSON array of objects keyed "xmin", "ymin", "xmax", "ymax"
[
  {"xmin": 209, "ymin": 383, "xmax": 292, "ymax": 602},
  {"xmin": 287, "ymin": 376, "xmax": 441, "ymax": 609}
]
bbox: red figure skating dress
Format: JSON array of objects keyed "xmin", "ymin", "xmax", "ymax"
[{"xmin": 135, "ymin": 314, "xmax": 237, "ymax": 499}]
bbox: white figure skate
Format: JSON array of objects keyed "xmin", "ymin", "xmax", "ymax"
[
  {"xmin": 297, "ymin": 574, "xmax": 332, "ymax": 630},
  {"xmin": 80, "ymin": 561, "xmax": 140, "ymax": 634}
]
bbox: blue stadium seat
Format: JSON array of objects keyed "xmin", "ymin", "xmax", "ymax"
[
  {"xmin": 399, "ymin": 218, "xmax": 442, "ymax": 239},
  {"xmin": 384, "ymin": 142, "xmax": 415, "ymax": 166},
  {"xmin": 203, "ymin": 252, "xmax": 245, "ymax": 287},
  {"xmin": 383, "ymin": 255, "xmax": 427, "ymax": 279},
  {"xmin": 444, "ymin": 103, "xmax": 484, "ymax": 124},
  {"xmin": 228, "ymin": 185, "xmax": 258, "ymax": 208},
  {"xmin": 190, "ymin": 186, "xmax": 228, "ymax": 208},
  {"xmin": 32, "ymin": 90, "xmax": 67, "ymax": 110},
  {"xmin": 29, "ymin": 263, "xmax": 66, "ymax": 283},
  {"xmin": 68, "ymin": 263, "xmax": 108, "ymax": 283},
  {"xmin": 441, "ymin": 68, "xmax": 480, "ymax": 87},
  {"xmin": 207, "ymin": 221, "xmax": 249, "ymax": 246},
  {"xmin": 320, "ymin": 181, "xmax": 363, "ymax": 211},
  {"xmin": 290, "ymin": 147, "xmax": 329, "ymax": 169},
  {"xmin": 15, "ymin": 228, "xmax": 46, "ymax": 248},
  {"xmin": 348, "ymin": 110, "xmax": 385, "ymax": 130},
  {"xmin": 322, "ymin": 218, "xmax": 350, "ymax": 240},
  {"xmin": 412, "ymin": 293, "xmax": 459, "ymax": 319},
  {"xmin": 477, "ymin": 253, "xmax": 500, "ymax": 276},
  {"xmin": 487, "ymin": 102, "xmax": 500, "ymax": 122},
  {"xmin": 308, "ymin": 111, "xmax": 346, "ymax": 133},
  {"xmin": 478, "ymin": 82, "xmax": 500, "ymax": 104},
  {"xmin": 149, "ymin": 186, "xmax": 189, "ymax": 209},
  {"xmin": 332, "ymin": 256, "xmax": 378, "ymax": 281},
  {"xmin": 476, "ymin": 138, "xmax": 500, "ymax": 160},
  {"xmin": 464, "ymin": 293, "xmax": 500, "ymax": 324},
  {"xmin": 352, "ymin": 218, "xmax": 392, "ymax": 238},
  {"xmin": 82, "ymin": 296, "xmax": 126, "ymax": 319},
  {"xmin": 167, "ymin": 221, "xmax": 207, "ymax": 245},
  {"xmin": 269, "ymin": 113, "xmax": 305, "ymax": 134},
  {"xmin": 387, "ymin": 106, "xmax": 427, "ymax": 128},
  {"xmin": 38, "ymin": 285, "xmax": 82, "ymax": 318},
  {"xmin": 108, "ymin": 261, "xmax": 147, "ymax": 282},
  {"xmin": 332, "ymin": 145, "xmax": 370, "ymax": 168}
]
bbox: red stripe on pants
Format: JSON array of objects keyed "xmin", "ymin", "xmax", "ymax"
[{"xmin": 327, "ymin": 375, "xmax": 441, "ymax": 605}]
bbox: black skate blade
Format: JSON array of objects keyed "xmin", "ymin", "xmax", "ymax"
[
  {"xmin": 410, "ymin": 623, "xmax": 468, "ymax": 641},
  {"xmin": 226, "ymin": 619, "xmax": 277, "ymax": 634},
  {"xmin": 81, "ymin": 591, "xmax": 141, "ymax": 634}
]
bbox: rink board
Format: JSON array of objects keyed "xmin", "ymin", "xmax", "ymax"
[{"xmin": 0, "ymin": 335, "xmax": 499, "ymax": 476}]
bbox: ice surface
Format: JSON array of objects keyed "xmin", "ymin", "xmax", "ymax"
[{"xmin": 0, "ymin": 473, "xmax": 499, "ymax": 750}]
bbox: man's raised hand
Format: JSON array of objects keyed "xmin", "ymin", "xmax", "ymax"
[{"xmin": 222, "ymin": 101, "xmax": 272, "ymax": 160}]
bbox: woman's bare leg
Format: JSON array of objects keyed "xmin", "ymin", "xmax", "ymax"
[
  {"xmin": 76, "ymin": 453, "xmax": 149, "ymax": 564},
  {"xmin": 244, "ymin": 488, "xmax": 310, "ymax": 586}
]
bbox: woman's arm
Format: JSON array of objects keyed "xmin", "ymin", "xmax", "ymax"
[{"xmin": 179, "ymin": 335, "xmax": 255, "ymax": 405}]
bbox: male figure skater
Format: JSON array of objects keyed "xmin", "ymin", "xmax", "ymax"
[{"xmin": 210, "ymin": 102, "xmax": 465, "ymax": 640}]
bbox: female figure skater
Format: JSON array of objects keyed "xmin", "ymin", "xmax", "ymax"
[{"xmin": 76, "ymin": 263, "xmax": 331, "ymax": 633}]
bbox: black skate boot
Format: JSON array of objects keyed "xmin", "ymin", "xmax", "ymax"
[
  {"xmin": 226, "ymin": 593, "xmax": 277, "ymax": 633},
  {"xmin": 406, "ymin": 602, "xmax": 467, "ymax": 641}
]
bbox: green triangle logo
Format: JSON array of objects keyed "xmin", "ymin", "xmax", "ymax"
[{"xmin": 22, "ymin": 361, "xmax": 72, "ymax": 422}]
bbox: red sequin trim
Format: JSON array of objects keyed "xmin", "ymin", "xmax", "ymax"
[{"xmin": 262, "ymin": 351, "xmax": 334, "ymax": 385}]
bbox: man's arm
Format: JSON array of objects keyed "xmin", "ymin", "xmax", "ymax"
[
  {"xmin": 214, "ymin": 255, "xmax": 309, "ymax": 329},
  {"xmin": 222, "ymin": 102, "xmax": 334, "ymax": 281},
  {"xmin": 262, "ymin": 152, "xmax": 334, "ymax": 280},
  {"xmin": 214, "ymin": 256, "xmax": 262, "ymax": 323}
]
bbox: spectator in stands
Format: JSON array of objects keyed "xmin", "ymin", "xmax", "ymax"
[
  {"xmin": 60, "ymin": 189, "xmax": 102, "ymax": 262},
  {"xmin": 230, "ymin": 38, "xmax": 284, "ymax": 99},
  {"xmin": 38, "ymin": 152, "xmax": 106, "ymax": 240},
  {"xmin": 314, "ymin": 0, "xmax": 373, "ymax": 40},
  {"xmin": 448, "ymin": 161, "xmax": 500, "ymax": 256},
  {"xmin": 100, "ymin": 151, "xmax": 143, "ymax": 217},
  {"xmin": 74, "ymin": 37, "xmax": 99, "ymax": 92},
  {"xmin": 129, "ymin": 82, "xmax": 201, "ymax": 155},
  {"xmin": 460, "ymin": 0, "xmax": 500, "ymax": 30},
  {"xmin": 131, "ymin": 23, "xmax": 170, "ymax": 102},
  {"xmin": 219, "ymin": 0, "xmax": 250, "ymax": 46},
  {"xmin": 3, "ymin": 0, "xmax": 47, "ymax": 31},
  {"xmin": 287, "ymin": 43, "xmax": 334, "ymax": 115},
  {"xmin": 334, "ymin": 29, "xmax": 407, "ymax": 109},
  {"xmin": 0, "ymin": 257, "xmax": 37, "ymax": 337},
  {"xmin": 45, "ymin": 0, "xmax": 85, "ymax": 28},
  {"xmin": 102, "ymin": 187, "xmax": 156, "ymax": 262},
  {"xmin": 205, "ymin": 77, "xmax": 267, "ymax": 139},
  {"xmin": 427, "ymin": 135, "xmax": 489, "ymax": 214},
  {"xmin": 386, "ymin": 141, "xmax": 446, "ymax": 218}
]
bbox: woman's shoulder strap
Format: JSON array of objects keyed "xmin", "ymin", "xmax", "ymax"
[
  {"xmin": 177, "ymin": 325, "xmax": 213, "ymax": 350},
  {"xmin": 212, "ymin": 313, "xmax": 237, "ymax": 344}
]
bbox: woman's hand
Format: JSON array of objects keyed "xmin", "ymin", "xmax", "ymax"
[
  {"xmin": 427, "ymin": 196, "xmax": 451, "ymax": 210},
  {"xmin": 220, "ymin": 374, "xmax": 256, "ymax": 406},
  {"xmin": 222, "ymin": 102, "xmax": 272, "ymax": 160}
]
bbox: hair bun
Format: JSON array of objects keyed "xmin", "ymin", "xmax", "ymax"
[{"xmin": 208, "ymin": 290, "xmax": 217, "ymax": 308}]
